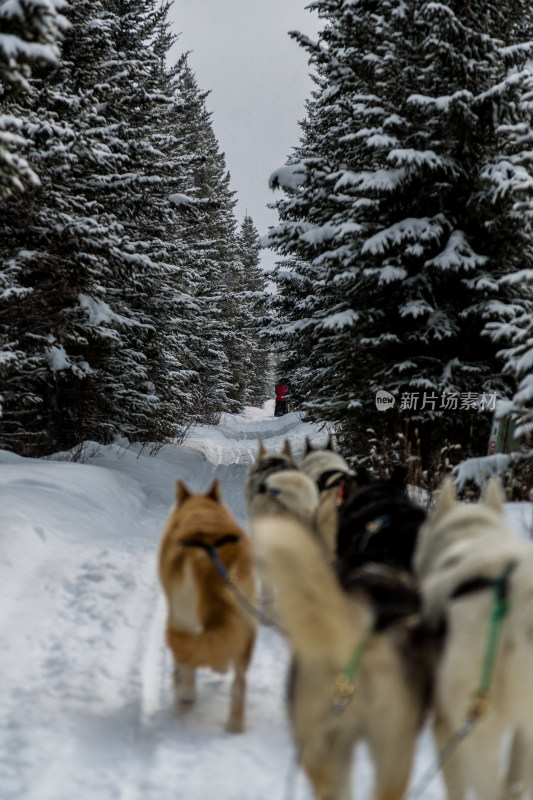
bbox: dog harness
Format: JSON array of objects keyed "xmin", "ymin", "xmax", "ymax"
[
  {"xmin": 315, "ymin": 468, "xmax": 355, "ymax": 493},
  {"xmin": 182, "ymin": 535, "xmax": 240, "ymax": 581},
  {"xmin": 449, "ymin": 561, "xmax": 516, "ymax": 603},
  {"xmin": 409, "ymin": 561, "xmax": 517, "ymax": 800},
  {"xmin": 450, "ymin": 560, "xmax": 516, "ymax": 715},
  {"xmin": 182, "ymin": 534, "xmax": 280, "ymax": 629},
  {"xmin": 256, "ymin": 456, "xmax": 295, "ymax": 477}
]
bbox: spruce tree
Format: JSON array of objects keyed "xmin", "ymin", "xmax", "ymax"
[
  {"xmin": 1, "ymin": 1, "xmax": 261, "ymax": 454},
  {"xmin": 171, "ymin": 54, "xmax": 251, "ymax": 418},
  {"xmin": 0, "ymin": 0, "xmax": 197, "ymax": 453},
  {"xmin": 269, "ymin": 0, "xmax": 533, "ymax": 466},
  {"xmin": 0, "ymin": 0, "xmax": 66, "ymax": 198},
  {"xmin": 489, "ymin": 296, "xmax": 533, "ymax": 459},
  {"xmin": 238, "ymin": 213, "xmax": 271, "ymax": 406}
]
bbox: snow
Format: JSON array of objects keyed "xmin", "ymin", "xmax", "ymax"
[
  {"xmin": 168, "ymin": 193, "xmax": 211, "ymax": 209},
  {"xmin": 269, "ymin": 162, "xmax": 308, "ymax": 191},
  {"xmin": 78, "ymin": 293, "xmax": 135, "ymax": 328},
  {"xmin": 332, "ymin": 167, "xmax": 407, "ymax": 193},
  {"xmin": 46, "ymin": 344, "xmax": 91, "ymax": 375},
  {"xmin": 0, "ymin": 403, "xmax": 529, "ymax": 800},
  {"xmin": 362, "ymin": 216, "xmax": 446, "ymax": 256},
  {"xmin": 320, "ymin": 308, "xmax": 359, "ymax": 329},
  {"xmin": 426, "ymin": 230, "xmax": 488, "ymax": 273}
]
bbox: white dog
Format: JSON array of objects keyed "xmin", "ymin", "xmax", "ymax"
[{"xmin": 414, "ymin": 477, "xmax": 533, "ymax": 800}]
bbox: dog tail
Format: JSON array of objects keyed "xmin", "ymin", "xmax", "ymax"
[{"xmin": 252, "ymin": 516, "xmax": 372, "ymax": 665}]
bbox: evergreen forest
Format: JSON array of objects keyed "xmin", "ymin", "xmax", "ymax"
[
  {"xmin": 268, "ymin": 0, "xmax": 533, "ymax": 480},
  {"xmin": 1, "ymin": 0, "xmax": 532, "ymax": 484},
  {"xmin": 0, "ymin": 0, "xmax": 270, "ymax": 456}
]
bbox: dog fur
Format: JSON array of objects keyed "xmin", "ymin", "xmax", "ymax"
[
  {"xmin": 414, "ymin": 477, "xmax": 533, "ymax": 800},
  {"xmin": 158, "ymin": 478, "xmax": 256, "ymax": 733},
  {"xmin": 300, "ymin": 436, "xmax": 359, "ymax": 561},
  {"xmin": 250, "ymin": 468, "xmax": 319, "ymax": 527},
  {"xmin": 244, "ymin": 438, "xmax": 298, "ymax": 518},
  {"xmin": 244, "ymin": 439, "xmax": 299, "ymax": 609},
  {"xmin": 253, "ymin": 513, "xmax": 433, "ymax": 800},
  {"xmin": 249, "ymin": 468, "xmax": 320, "ymax": 622},
  {"xmin": 299, "ymin": 435, "xmax": 352, "ymax": 487},
  {"xmin": 336, "ymin": 469, "xmax": 426, "ymax": 579}
]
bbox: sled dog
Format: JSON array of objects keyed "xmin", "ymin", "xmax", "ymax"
[
  {"xmin": 244, "ymin": 438, "xmax": 298, "ymax": 518},
  {"xmin": 244, "ymin": 439, "xmax": 299, "ymax": 609},
  {"xmin": 414, "ymin": 477, "xmax": 533, "ymax": 800},
  {"xmin": 250, "ymin": 468, "xmax": 320, "ymax": 528},
  {"xmin": 299, "ymin": 436, "xmax": 358, "ymax": 560},
  {"xmin": 254, "ymin": 515, "xmax": 433, "ymax": 800},
  {"xmin": 336, "ymin": 467, "xmax": 426, "ymax": 579},
  {"xmin": 158, "ymin": 478, "xmax": 256, "ymax": 732},
  {"xmin": 299, "ymin": 435, "xmax": 353, "ymax": 489},
  {"xmin": 248, "ymin": 467, "xmax": 320, "ymax": 618}
]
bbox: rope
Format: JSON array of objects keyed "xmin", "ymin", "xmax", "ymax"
[
  {"xmin": 183, "ymin": 537, "xmax": 284, "ymax": 630},
  {"xmin": 211, "ymin": 547, "xmax": 283, "ymax": 629}
]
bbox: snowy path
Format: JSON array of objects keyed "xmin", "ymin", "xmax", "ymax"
[
  {"xmin": 2, "ymin": 403, "xmax": 516, "ymax": 799},
  {"xmin": 0, "ymin": 405, "xmax": 328, "ymax": 800}
]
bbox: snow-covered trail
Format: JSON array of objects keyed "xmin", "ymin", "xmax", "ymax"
[
  {"xmin": 3, "ymin": 402, "xmax": 530, "ymax": 800},
  {"xmin": 0, "ymin": 404, "xmax": 333, "ymax": 800},
  {"xmin": 17, "ymin": 401, "xmax": 532, "ymax": 798}
]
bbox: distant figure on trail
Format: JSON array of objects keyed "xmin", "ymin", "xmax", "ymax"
[{"xmin": 275, "ymin": 382, "xmax": 289, "ymax": 417}]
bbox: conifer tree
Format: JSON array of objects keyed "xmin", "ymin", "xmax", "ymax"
[
  {"xmin": 171, "ymin": 54, "xmax": 252, "ymax": 418},
  {"xmin": 0, "ymin": 0, "xmax": 197, "ymax": 453},
  {"xmin": 1, "ymin": 0, "xmax": 261, "ymax": 455},
  {"xmin": 0, "ymin": 0, "xmax": 66, "ymax": 198},
  {"xmin": 238, "ymin": 213, "xmax": 271, "ymax": 406},
  {"xmin": 489, "ymin": 294, "xmax": 533, "ymax": 458},
  {"xmin": 269, "ymin": 0, "xmax": 533, "ymax": 465}
]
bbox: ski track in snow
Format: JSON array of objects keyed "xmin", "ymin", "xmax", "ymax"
[{"xmin": 2, "ymin": 401, "xmax": 528, "ymax": 799}]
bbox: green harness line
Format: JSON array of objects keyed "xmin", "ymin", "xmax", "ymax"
[
  {"xmin": 283, "ymin": 605, "xmax": 379, "ymax": 800},
  {"xmin": 474, "ymin": 564, "xmax": 513, "ymax": 709},
  {"xmin": 409, "ymin": 562, "xmax": 515, "ymax": 800},
  {"xmin": 333, "ymin": 606, "xmax": 379, "ymax": 711}
]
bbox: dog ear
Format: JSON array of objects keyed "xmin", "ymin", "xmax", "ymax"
[
  {"xmin": 256, "ymin": 439, "xmax": 266, "ymax": 460},
  {"xmin": 205, "ymin": 478, "xmax": 222, "ymax": 503},
  {"xmin": 304, "ymin": 437, "xmax": 314, "ymax": 455},
  {"xmin": 483, "ymin": 477, "xmax": 505, "ymax": 513},
  {"xmin": 282, "ymin": 439, "xmax": 293, "ymax": 458},
  {"xmin": 325, "ymin": 433, "xmax": 335, "ymax": 451},
  {"xmin": 431, "ymin": 476, "xmax": 456, "ymax": 519},
  {"xmin": 176, "ymin": 480, "xmax": 191, "ymax": 505}
]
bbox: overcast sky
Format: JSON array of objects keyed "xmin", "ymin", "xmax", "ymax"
[{"xmin": 168, "ymin": 0, "xmax": 321, "ymax": 270}]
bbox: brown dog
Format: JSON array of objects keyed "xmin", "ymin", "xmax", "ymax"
[{"xmin": 158, "ymin": 478, "xmax": 256, "ymax": 732}]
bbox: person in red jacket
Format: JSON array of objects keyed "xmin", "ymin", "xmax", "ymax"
[{"xmin": 275, "ymin": 382, "xmax": 288, "ymax": 417}]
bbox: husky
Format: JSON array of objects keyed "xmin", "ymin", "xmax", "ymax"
[
  {"xmin": 254, "ymin": 512, "xmax": 434, "ymax": 800},
  {"xmin": 247, "ymin": 467, "xmax": 320, "ymax": 621},
  {"xmin": 244, "ymin": 438, "xmax": 298, "ymax": 519},
  {"xmin": 244, "ymin": 439, "xmax": 299, "ymax": 610},
  {"xmin": 299, "ymin": 435, "xmax": 354, "ymax": 491},
  {"xmin": 250, "ymin": 468, "xmax": 320, "ymax": 528},
  {"xmin": 158, "ymin": 478, "xmax": 256, "ymax": 733},
  {"xmin": 299, "ymin": 436, "xmax": 360, "ymax": 560},
  {"xmin": 335, "ymin": 467, "xmax": 426, "ymax": 579},
  {"xmin": 414, "ymin": 477, "xmax": 533, "ymax": 800}
]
